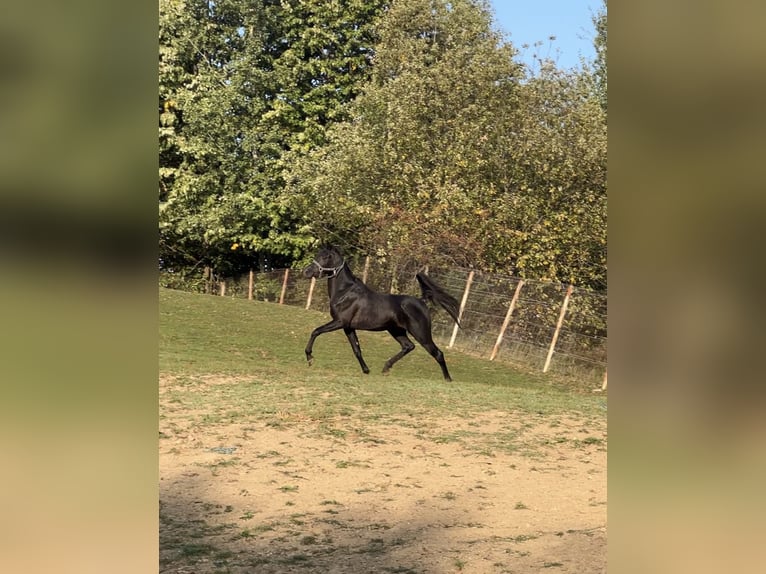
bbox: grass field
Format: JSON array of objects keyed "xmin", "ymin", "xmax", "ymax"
[{"xmin": 159, "ymin": 288, "xmax": 607, "ymax": 573}]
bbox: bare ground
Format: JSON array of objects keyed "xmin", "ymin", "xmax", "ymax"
[{"xmin": 160, "ymin": 376, "xmax": 606, "ymax": 573}]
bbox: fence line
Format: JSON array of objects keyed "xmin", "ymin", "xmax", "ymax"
[
  {"xmin": 489, "ymin": 279, "xmax": 524, "ymax": 361},
  {"xmin": 449, "ymin": 270, "xmax": 474, "ymax": 349},
  {"xmin": 160, "ymin": 259, "xmax": 607, "ymax": 386},
  {"xmin": 543, "ymin": 284, "xmax": 573, "ymax": 373},
  {"xmin": 279, "ymin": 269, "xmax": 289, "ymax": 305},
  {"xmin": 305, "ymin": 277, "xmax": 316, "ymax": 310}
]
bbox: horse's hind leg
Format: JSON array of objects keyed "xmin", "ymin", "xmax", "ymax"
[
  {"xmin": 407, "ymin": 323, "xmax": 452, "ymax": 381},
  {"xmin": 420, "ymin": 340, "xmax": 452, "ymax": 382},
  {"xmin": 382, "ymin": 328, "xmax": 416, "ymax": 374},
  {"xmin": 344, "ymin": 328, "xmax": 370, "ymax": 374}
]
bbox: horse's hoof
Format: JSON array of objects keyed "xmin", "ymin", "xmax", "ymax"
[
  {"xmin": 362, "ymin": 367, "xmax": 370, "ymax": 374},
  {"xmin": 307, "ymin": 357, "xmax": 313, "ymax": 367}
]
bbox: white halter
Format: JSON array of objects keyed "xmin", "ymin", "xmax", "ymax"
[{"xmin": 311, "ymin": 259, "xmax": 345, "ymax": 279}]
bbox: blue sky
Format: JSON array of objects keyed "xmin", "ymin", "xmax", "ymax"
[{"xmin": 488, "ymin": 0, "xmax": 603, "ymax": 70}]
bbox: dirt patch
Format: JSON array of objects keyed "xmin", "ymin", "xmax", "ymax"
[{"xmin": 160, "ymin": 377, "xmax": 606, "ymax": 573}]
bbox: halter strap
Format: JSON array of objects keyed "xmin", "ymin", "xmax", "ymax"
[{"xmin": 312, "ymin": 259, "xmax": 345, "ymax": 279}]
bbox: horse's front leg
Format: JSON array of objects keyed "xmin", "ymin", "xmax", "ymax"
[
  {"xmin": 344, "ymin": 328, "xmax": 370, "ymax": 374},
  {"xmin": 305, "ymin": 319, "xmax": 344, "ymax": 366}
]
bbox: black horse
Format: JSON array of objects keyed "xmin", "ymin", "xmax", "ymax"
[{"xmin": 303, "ymin": 246, "xmax": 461, "ymax": 381}]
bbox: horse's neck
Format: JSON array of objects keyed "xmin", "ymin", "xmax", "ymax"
[{"xmin": 328, "ymin": 265, "xmax": 357, "ymax": 298}]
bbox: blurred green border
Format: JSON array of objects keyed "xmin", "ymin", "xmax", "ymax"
[
  {"xmin": 610, "ymin": 1, "xmax": 766, "ymax": 572},
  {"xmin": 0, "ymin": 3, "xmax": 158, "ymax": 573}
]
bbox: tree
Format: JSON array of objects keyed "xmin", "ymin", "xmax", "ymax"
[
  {"xmin": 287, "ymin": 0, "xmax": 523, "ymax": 268},
  {"xmin": 238, "ymin": 0, "xmax": 387, "ymax": 260},
  {"xmin": 159, "ymin": 0, "xmax": 272, "ymax": 273},
  {"xmin": 287, "ymin": 0, "xmax": 606, "ymax": 288},
  {"xmin": 159, "ymin": 0, "xmax": 607, "ymax": 289},
  {"xmin": 159, "ymin": 0, "xmax": 387, "ymax": 272},
  {"xmin": 592, "ymin": 0, "xmax": 607, "ymax": 114},
  {"xmin": 485, "ymin": 63, "xmax": 607, "ymax": 287}
]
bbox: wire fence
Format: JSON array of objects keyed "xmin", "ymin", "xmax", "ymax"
[{"xmin": 160, "ymin": 257, "xmax": 607, "ymax": 387}]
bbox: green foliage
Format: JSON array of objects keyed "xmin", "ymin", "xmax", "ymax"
[
  {"xmin": 159, "ymin": 268, "xmax": 210, "ymax": 294},
  {"xmin": 592, "ymin": 1, "xmax": 607, "ymax": 114},
  {"xmin": 159, "ymin": 0, "xmax": 386, "ymax": 272},
  {"xmin": 287, "ymin": 0, "xmax": 606, "ymax": 288},
  {"xmin": 251, "ymin": 275, "xmax": 282, "ymax": 301},
  {"xmin": 287, "ymin": 0, "xmax": 522, "ymax": 266},
  {"xmin": 159, "ymin": 0, "xmax": 607, "ymax": 290},
  {"xmin": 159, "ymin": 0, "xmax": 275, "ymax": 271},
  {"xmin": 485, "ymin": 64, "xmax": 607, "ymax": 287}
]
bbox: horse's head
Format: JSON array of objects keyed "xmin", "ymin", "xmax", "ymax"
[{"xmin": 303, "ymin": 245, "xmax": 345, "ymax": 279}]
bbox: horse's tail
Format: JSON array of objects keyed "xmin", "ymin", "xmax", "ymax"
[{"xmin": 416, "ymin": 272, "xmax": 461, "ymax": 326}]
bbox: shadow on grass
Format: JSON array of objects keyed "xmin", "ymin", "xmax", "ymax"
[{"xmin": 161, "ymin": 469, "xmax": 436, "ymax": 574}]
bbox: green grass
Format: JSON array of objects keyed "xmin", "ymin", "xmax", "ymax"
[
  {"xmin": 179, "ymin": 543, "xmax": 216, "ymax": 557},
  {"xmin": 159, "ymin": 288, "xmax": 606, "ymax": 423}
]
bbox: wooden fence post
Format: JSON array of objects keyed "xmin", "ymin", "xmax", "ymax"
[
  {"xmin": 305, "ymin": 277, "xmax": 316, "ymax": 310},
  {"xmin": 361, "ymin": 256, "xmax": 370, "ymax": 284},
  {"xmin": 248, "ymin": 269, "xmax": 254, "ymax": 300},
  {"xmin": 219, "ymin": 281, "xmax": 226, "ymax": 297},
  {"xmin": 204, "ymin": 266, "xmax": 212, "ymax": 294},
  {"xmin": 543, "ymin": 284, "xmax": 574, "ymax": 373},
  {"xmin": 449, "ymin": 270, "xmax": 475, "ymax": 349},
  {"xmin": 279, "ymin": 269, "xmax": 290, "ymax": 305},
  {"xmin": 489, "ymin": 279, "xmax": 525, "ymax": 361}
]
